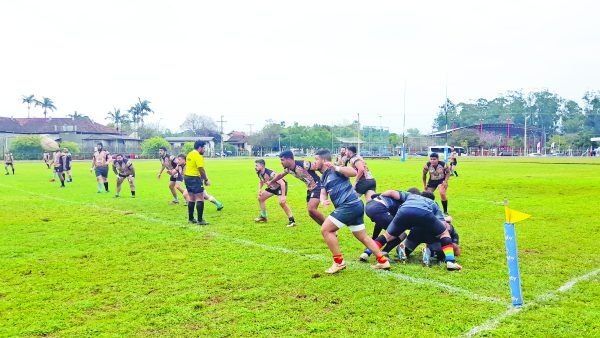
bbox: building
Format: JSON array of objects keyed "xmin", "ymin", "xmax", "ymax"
[
  {"xmin": 164, "ymin": 136, "xmax": 215, "ymax": 156},
  {"xmin": 224, "ymin": 131, "xmax": 251, "ymax": 155},
  {"xmin": 0, "ymin": 116, "xmax": 141, "ymax": 154}
]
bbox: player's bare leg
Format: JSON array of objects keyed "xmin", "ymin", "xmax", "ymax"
[
  {"xmin": 439, "ymin": 183, "xmax": 449, "ymax": 215},
  {"xmin": 321, "ymin": 219, "xmax": 346, "ymax": 273},
  {"xmin": 204, "ymin": 192, "xmax": 223, "ymax": 211},
  {"xmin": 168, "ymin": 181, "xmax": 179, "ymax": 204},
  {"xmin": 307, "ymin": 198, "xmax": 325, "ymax": 225},
  {"xmin": 255, "ymin": 190, "xmax": 272, "ymax": 223},
  {"xmin": 278, "ymin": 195, "xmax": 296, "ymax": 227},
  {"xmin": 128, "ymin": 177, "xmax": 136, "ymax": 198}
]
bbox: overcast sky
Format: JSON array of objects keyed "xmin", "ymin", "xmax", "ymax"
[{"xmin": 1, "ymin": 1, "xmax": 599, "ymax": 134}]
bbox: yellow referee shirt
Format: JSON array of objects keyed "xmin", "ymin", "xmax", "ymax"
[{"xmin": 184, "ymin": 150, "xmax": 204, "ymax": 176}]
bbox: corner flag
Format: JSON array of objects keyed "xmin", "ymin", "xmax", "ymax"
[
  {"xmin": 503, "ymin": 200, "xmax": 531, "ymax": 307},
  {"xmin": 505, "ymin": 206, "xmax": 531, "ymax": 224}
]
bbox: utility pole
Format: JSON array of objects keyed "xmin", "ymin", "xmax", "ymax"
[
  {"xmin": 402, "ymin": 82, "xmax": 407, "ymax": 161},
  {"xmin": 444, "ymin": 82, "xmax": 449, "ymax": 161},
  {"xmin": 524, "ymin": 116, "xmax": 528, "ymax": 156},
  {"xmin": 218, "ymin": 115, "xmax": 226, "ymax": 157},
  {"xmin": 357, "ymin": 113, "xmax": 361, "ymax": 154}
]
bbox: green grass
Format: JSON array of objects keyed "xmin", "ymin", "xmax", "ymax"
[{"xmin": 1, "ymin": 157, "xmax": 599, "ymax": 337}]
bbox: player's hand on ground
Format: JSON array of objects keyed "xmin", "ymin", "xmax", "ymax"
[{"xmin": 157, "ymin": 174, "xmax": 161, "ymax": 179}]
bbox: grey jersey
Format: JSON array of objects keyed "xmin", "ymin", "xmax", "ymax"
[
  {"xmin": 321, "ymin": 168, "xmax": 360, "ymax": 207},
  {"xmin": 401, "ymin": 194, "xmax": 445, "ymax": 222}
]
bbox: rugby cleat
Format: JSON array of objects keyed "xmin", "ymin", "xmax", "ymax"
[
  {"xmin": 216, "ymin": 202, "xmax": 224, "ymax": 211},
  {"xmin": 188, "ymin": 219, "xmax": 197, "ymax": 224},
  {"xmin": 396, "ymin": 243, "xmax": 407, "ymax": 262},
  {"xmin": 371, "ymin": 260, "xmax": 391, "ymax": 270},
  {"xmin": 287, "ymin": 220, "xmax": 296, "ymax": 227},
  {"xmin": 359, "ymin": 252, "xmax": 370, "ymax": 262},
  {"xmin": 197, "ymin": 219, "xmax": 209, "ymax": 226},
  {"xmin": 446, "ymin": 261, "xmax": 462, "ymax": 271},
  {"xmin": 254, "ymin": 216, "xmax": 268, "ymax": 223},
  {"xmin": 325, "ymin": 261, "xmax": 347, "ymax": 274},
  {"xmin": 422, "ymin": 247, "xmax": 431, "ymax": 267},
  {"xmin": 170, "ymin": 200, "xmax": 179, "ymax": 205}
]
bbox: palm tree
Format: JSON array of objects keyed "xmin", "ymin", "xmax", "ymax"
[
  {"xmin": 35, "ymin": 97, "xmax": 57, "ymax": 118},
  {"xmin": 128, "ymin": 97, "xmax": 153, "ymax": 132},
  {"xmin": 67, "ymin": 111, "xmax": 87, "ymax": 119},
  {"xmin": 21, "ymin": 94, "xmax": 36, "ymax": 118},
  {"xmin": 106, "ymin": 108, "xmax": 130, "ymax": 132}
]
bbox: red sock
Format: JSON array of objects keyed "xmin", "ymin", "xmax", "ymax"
[
  {"xmin": 333, "ymin": 254, "xmax": 344, "ymax": 264},
  {"xmin": 376, "ymin": 255, "xmax": 388, "ymax": 264}
]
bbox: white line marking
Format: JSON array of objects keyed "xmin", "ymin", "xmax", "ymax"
[
  {"xmin": 2, "ymin": 184, "xmax": 504, "ymax": 305},
  {"xmin": 464, "ymin": 267, "xmax": 600, "ymax": 336}
]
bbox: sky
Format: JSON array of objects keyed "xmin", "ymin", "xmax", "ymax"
[{"xmin": 1, "ymin": 1, "xmax": 599, "ymax": 135}]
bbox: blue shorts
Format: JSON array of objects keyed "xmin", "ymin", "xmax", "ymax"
[
  {"xmin": 54, "ymin": 166, "xmax": 64, "ymax": 173},
  {"xmin": 387, "ymin": 207, "xmax": 446, "ymax": 238},
  {"xmin": 365, "ymin": 199, "xmax": 394, "ymax": 229},
  {"xmin": 95, "ymin": 166, "xmax": 109, "ymax": 178},
  {"xmin": 328, "ymin": 200, "xmax": 365, "ymax": 232}
]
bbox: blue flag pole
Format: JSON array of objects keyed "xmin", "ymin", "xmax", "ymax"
[
  {"xmin": 503, "ymin": 221, "xmax": 523, "ymax": 306},
  {"xmin": 401, "ymin": 146, "xmax": 406, "ymax": 162}
]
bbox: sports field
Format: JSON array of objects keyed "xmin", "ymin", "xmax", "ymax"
[{"xmin": 1, "ymin": 157, "xmax": 599, "ymax": 337}]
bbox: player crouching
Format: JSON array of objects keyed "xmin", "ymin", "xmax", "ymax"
[
  {"xmin": 314, "ymin": 149, "xmax": 390, "ymax": 274},
  {"xmin": 254, "ymin": 159, "xmax": 296, "ymax": 227},
  {"xmin": 112, "ymin": 154, "xmax": 136, "ymax": 198}
]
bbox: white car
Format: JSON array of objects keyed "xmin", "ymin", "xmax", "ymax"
[
  {"xmin": 528, "ymin": 152, "xmax": 542, "ymax": 157},
  {"xmin": 264, "ymin": 152, "xmax": 279, "ymax": 157}
]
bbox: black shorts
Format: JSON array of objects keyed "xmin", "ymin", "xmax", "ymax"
[
  {"xmin": 54, "ymin": 166, "xmax": 64, "ymax": 173},
  {"xmin": 306, "ymin": 187, "xmax": 321, "ymax": 202},
  {"xmin": 365, "ymin": 199, "xmax": 394, "ymax": 229},
  {"xmin": 266, "ymin": 181, "xmax": 287, "ymax": 196},
  {"xmin": 355, "ymin": 178, "xmax": 376, "ymax": 195},
  {"xmin": 169, "ymin": 175, "xmax": 183, "ymax": 182},
  {"xmin": 95, "ymin": 166, "xmax": 109, "ymax": 178},
  {"xmin": 427, "ymin": 179, "xmax": 444, "ymax": 190},
  {"xmin": 65, "ymin": 164, "xmax": 71, "ymax": 170},
  {"xmin": 5, "ymin": 162, "xmax": 13, "ymax": 166},
  {"xmin": 184, "ymin": 175, "xmax": 204, "ymax": 194},
  {"xmin": 451, "ymin": 160, "xmax": 457, "ymax": 166},
  {"xmin": 118, "ymin": 174, "xmax": 134, "ymax": 178}
]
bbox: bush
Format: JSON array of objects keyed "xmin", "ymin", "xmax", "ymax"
[
  {"xmin": 9, "ymin": 135, "xmax": 43, "ymax": 160},
  {"xmin": 59, "ymin": 141, "xmax": 81, "ymax": 153},
  {"xmin": 141, "ymin": 137, "xmax": 170, "ymax": 158}
]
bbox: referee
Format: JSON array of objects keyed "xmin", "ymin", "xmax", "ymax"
[{"xmin": 184, "ymin": 140, "xmax": 211, "ymax": 225}]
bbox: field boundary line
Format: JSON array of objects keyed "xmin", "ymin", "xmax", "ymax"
[
  {"xmin": 1, "ymin": 184, "xmax": 505, "ymax": 306},
  {"xmin": 463, "ymin": 267, "xmax": 600, "ymax": 337}
]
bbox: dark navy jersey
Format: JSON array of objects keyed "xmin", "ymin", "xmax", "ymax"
[
  {"xmin": 284, "ymin": 160, "xmax": 321, "ymax": 190},
  {"xmin": 375, "ymin": 190, "xmax": 409, "ymax": 216},
  {"xmin": 321, "ymin": 168, "xmax": 360, "ymax": 207},
  {"xmin": 401, "ymin": 193, "xmax": 445, "ymax": 221}
]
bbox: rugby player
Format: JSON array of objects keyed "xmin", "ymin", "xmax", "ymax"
[
  {"xmin": 423, "ymin": 152, "xmax": 450, "ymax": 215},
  {"xmin": 4, "ymin": 152, "xmax": 14, "ymax": 175},
  {"xmin": 43, "ymin": 152, "xmax": 51, "ymax": 169},
  {"xmin": 254, "ymin": 159, "xmax": 295, "ymax": 227},
  {"xmin": 371, "ymin": 191, "xmax": 462, "ymax": 271},
  {"xmin": 91, "ymin": 143, "xmax": 111, "ymax": 193},
  {"xmin": 268, "ymin": 150, "xmax": 325, "ymax": 226},
  {"xmin": 184, "ymin": 140, "xmax": 210, "ymax": 225},
  {"xmin": 112, "ymin": 154, "xmax": 136, "ymax": 198},
  {"xmin": 345, "ymin": 146, "xmax": 377, "ymax": 201},
  {"xmin": 449, "ymin": 146, "xmax": 459, "ymax": 177},
  {"xmin": 335, "ymin": 146, "xmax": 348, "ymax": 166},
  {"xmin": 63, "ymin": 147, "xmax": 73, "ymax": 182},
  {"xmin": 358, "ymin": 188, "xmax": 418, "ymax": 262},
  {"xmin": 314, "ymin": 149, "xmax": 390, "ymax": 273},
  {"xmin": 158, "ymin": 147, "xmax": 188, "ymax": 205},
  {"xmin": 52, "ymin": 149, "xmax": 66, "ymax": 187}
]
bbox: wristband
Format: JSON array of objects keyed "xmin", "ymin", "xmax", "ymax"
[{"xmin": 334, "ymin": 165, "xmax": 340, "ymax": 172}]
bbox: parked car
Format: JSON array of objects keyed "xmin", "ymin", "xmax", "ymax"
[
  {"xmin": 264, "ymin": 152, "xmax": 279, "ymax": 157},
  {"xmin": 528, "ymin": 152, "xmax": 542, "ymax": 157},
  {"xmin": 499, "ymin": 151, "xmax": 517, "ymax": 156},
  {"xmin": 293, "ymin": 152, "xmax": 307, "ymax": 157}
]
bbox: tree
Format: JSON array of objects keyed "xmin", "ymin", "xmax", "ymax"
[
  {"xmin": 388, "ymin": 133, "xmax": 401, "ymax": 148},
  {"xmin": 59, "ymin": 141, "xmax": 81, "ymax": 153},
  {"xmin": 449, "ymin": 129, "xmax": 481, "ymax": 148},
  {"xmin": 583, "ymin": 91, "xmax": 600, "ymax": 135},
  {"xmin": 21, "ymin": 94, "xmax": 35, "ymax": 118},
  {"xmin": 180, "ymin": 114, "xmax": 219, "ymax": 136},
  {"xmin": 140, "ymin": 137, "xmax": 170, "ymax": 157},
  {"xmin": 128, "ymin": 98, "xmax": 153, "ymax": 132},
  {"xmin": 406, "ymin": 128, "xmax": 421, "ymax": 137},
  {"xmin": 9, "ymin": 135, "xmax": 43, "ymax": 160},
  {"xmin": 432, "ymin": 99, "xmax": 458, "ymax": 131},
  {"xmin": 106, "ymin": 108, "xmax": 130, "ymax": 133},
  {"xmin": 35, "ymin": 97, "xmax": 56, "ymax": 118},
  {"xmin": 67, "ymin": 111, "xmax": 87, "ymax": 119}
]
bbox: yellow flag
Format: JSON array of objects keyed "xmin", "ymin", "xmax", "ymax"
[{"xmin": 505, "ymin": 206, "xmax": 531, "ymax": 223}]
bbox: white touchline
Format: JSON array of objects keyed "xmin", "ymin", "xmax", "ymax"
[
  {"xmin": 464, "ymin": 267, "xmax": 600, "ymax": 337},
  {"xmin": 2, "ymin": 184, "xmax": 505, "ymax": 306}
]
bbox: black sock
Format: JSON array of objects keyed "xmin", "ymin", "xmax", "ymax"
[
  {"xmin": 12, "ymin": 168, "xmax": 15, "ymax": 174},
  {"xmin": 382, "ymin": 237, "xmax": 402, "ymax": 253},
  {"xmin": 372, "ymin": 224, "xmax": 384, "ymax": 239},
  {"xmin": 375, "ymin": 235, "xmax": 388, "ymax": 246},
  {"xmin": 188, "ymin": 202, "xmax": 195, "ymax": 220},
  {"xmin": 442, "ymin": 200, "xmax": 448, "ymax": 213},
  {"xmin": 289, "ymin": 216, "xmax": 295, "ymax": 222},
  {"xmin": 405, "ymin": 247, "xmax": 414, "ymax": 257},
  {"xmin": 104, "ymin": 182, "xmax": 109, "ymax": 191},
  {"xmin": 454, "ymin": 171, "xmax": 458, "ymax": 177},
  {"xmin": 196, "ymin": 201, "xmax": 205, "ymax": 221},
  {"xmin": 131, "ymin": 191, "xmax": 136, "ymax": 196},
  {"xmin": 59, "ymin": 173, "xmax": 65, "ymax": 186}
]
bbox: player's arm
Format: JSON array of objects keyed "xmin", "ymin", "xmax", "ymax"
[
  {"xmin": 199, "ymin": 167, "xmax": 209, "ymax": 185},
  {"xmin": 422, "ymin": 165, "xmax": 428, "ymax": 186},
  {"xmin": 354, "ymin": 160, "xmax": 365, "ymax": 181},
  {"xmin": 112, "ymin": 164, "xmax": 118, "ymax": 175},
  {"xmin": 130, "ymin": 163, "xmax": 136, "ymax": 177},
  {"xmin": 268, "ymin": 172, "xmax": 287, "ymax": 185},
  {"xmin": 158, "ymin": 161, "xmax": 166, "ymax": 177},
  {"xmin": 443, "ymin": 165, "xmax": 451, "ymax": 184},
  {"xmin": 91, "ymin": 157, "xmax": 96, "ymax": 170},
  {"xmin": 334, "ymin": 164, "xmax": 357, "ymax": 177},
  {"xmin": 381, "ymin": 190, "xmax": 401, "ymax": 200}
]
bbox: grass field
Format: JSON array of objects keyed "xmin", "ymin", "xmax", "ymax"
[{"xmin": 1, "ymin": 157, "xmax": 599, "ymax": 337}]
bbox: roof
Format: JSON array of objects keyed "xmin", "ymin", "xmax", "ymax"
[
  {"xmin": 165, "ymin": 136, "xmax": 214, "ymax": 142},
  {"xmin": 591, "ymin": 137, "xmax": 600, "ymax": 142},
  {"xmin": 0, "ymin": 117, "xmax": 120, "ymax": 135},
  {"xmin": 82, "ymin": 135, "xmax": 141, "ymax": 141},
  {"xmin": 225, "ymin": 131, "xmax": 247, "ymax": 143},
  {"xmin": 336, "ymin": 137, "xmax": 364, "ymax": 144}
]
